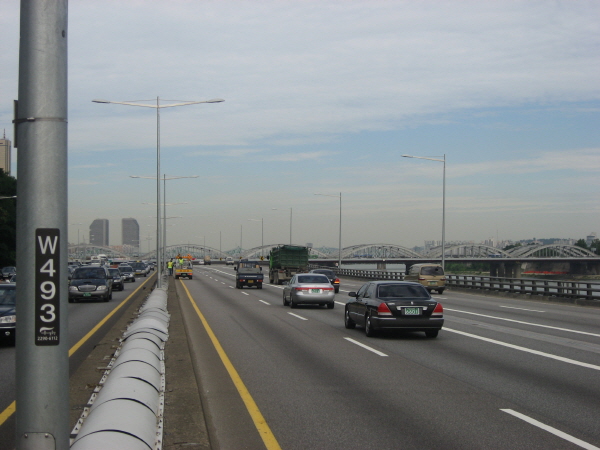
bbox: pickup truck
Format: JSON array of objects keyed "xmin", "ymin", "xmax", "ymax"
[
  {"xmin": 234, "ymin": 259, "xmax": 263, "ymax": 289},
  {"xmin": 174, "ymin": 261, "xmax": 193, "ymax": 280}
]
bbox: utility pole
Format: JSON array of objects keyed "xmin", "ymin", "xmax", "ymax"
[{"xmin": 15, "ymin": 1, "xmax": 70, "ymax": 448}]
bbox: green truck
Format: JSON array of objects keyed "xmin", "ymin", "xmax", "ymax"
[{"xmin": 268, "ymin": 245, "xmax": 310, "ymax": 285}]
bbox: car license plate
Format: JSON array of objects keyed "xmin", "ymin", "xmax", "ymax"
[
  {"xmin": 403, "ymin": 307, "xmax": 421, "ymax": 315},
  {"xmin": 311, "ymin": 289, "xmax": 321, "ymax": 293},
  {"xmin": 83, "ymin": 293, "xmax": 91, "ymax": 297},
  {"xmin": 248, "ymin": 280, "xmax": 254, "ymax": 283},
  {"xmin": 428, "ymin": 281, "xmax": 437, "ymax": 285}
]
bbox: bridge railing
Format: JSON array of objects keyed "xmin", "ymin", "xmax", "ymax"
[
  {"xmin": 447, "ymin": 275, "xmax": 600, "ymax": 301},
  {"xmin": 309, "ymin": 265, "xmax": 600, "ymax": 302}
]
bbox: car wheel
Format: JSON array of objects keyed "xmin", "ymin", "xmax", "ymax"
[
  {"xmin": 425, "ymin": 330, "xmax": 439, "ymax": 338},
  {"xmin": 132, "ymin": 278, "xmax": 136, "ymax": 282},
  {"xmin": 365, "ymin": 312, "xmax": 376, "ymax": 337},
  {"xmin": 344, "ymin": 308, "xmax": 355, "ymax": 329},
  {"xmin": 335, "ymin": 287, "xmax": 339, "ymax": 293},
  {"xmin": 290, "ymin": 296, "xmax": 297, "ymax": 308},
  {"xmin": 68, "ymin": 298, "xmax": 74, "ymax": 303},
  {"xmin": 104, "ymin": 294, "xmax": 110, "ymax": 302},
  {"xmin": 120, "ymin": 285, "xmax": 124, "ymax": 291},
  {"xmin": 257, "ymin": 284, "xmax": 262, "ymax": 289},
  {"xmin": 283, "ymin": 292, "xmax": 289, "ymax": 306},
  {"xmin": 327, "ymin": 302, "xmax": 334, "ymax": 309},
  {"xmin": 437, "ymin": 288, "xmax": 445, "ymax": 294}
]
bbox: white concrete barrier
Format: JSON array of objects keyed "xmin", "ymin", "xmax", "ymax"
[{"xmin": 71, "ymin": 287, "xmax": 170, "ymax": 449}]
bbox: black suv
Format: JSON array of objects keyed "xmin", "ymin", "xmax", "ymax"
[{"xmin": 69, "ymin": 266, "xmax": 113, "ymax": 302}]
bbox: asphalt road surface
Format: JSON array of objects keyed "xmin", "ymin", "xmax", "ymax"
[
  {"xmin": 0, "ymin": 273, "xmax": 155, "ymax": 450},
  {"xmin": 177, "ymin": 265, "xmax": 600, "ymax": 450}
]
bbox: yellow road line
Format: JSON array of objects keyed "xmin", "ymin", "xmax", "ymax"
[
  {"xmin": 0, "ymin": 401, "xmax": 15, "ymax": 425},
  {"xmin": 180, "ymin": 280, "xmax": 282, "ymax": 450},
  {"xmin": 0, "ymin": 274, "xmax": 155, "ymax": 426}
]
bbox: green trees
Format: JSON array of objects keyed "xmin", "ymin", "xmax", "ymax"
[{"xmin": 0, "ymin": 169, "xmax": 17, "ymax": 266}]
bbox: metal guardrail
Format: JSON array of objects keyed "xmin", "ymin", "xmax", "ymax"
[
  {"xmin": 312, "ymin": 265, "xmax": 600, "ymax": 302},
  {"xmin": 447, "ymin": 275, "xmax": 600, "ymax": 301}
]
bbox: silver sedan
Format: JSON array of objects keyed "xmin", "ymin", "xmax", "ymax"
[{"xmin": 283, "ymin": 274, "xmax": 335, "ymax": 309}]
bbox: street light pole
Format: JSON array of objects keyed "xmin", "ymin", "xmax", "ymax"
[
  {"xmin": 314, "ymin": 193, "xmax": 342, "ymax": 268},
  {"xmin": 93, "ymin": 96, "xmax": 223, "ymax": 287},
  {"xmin": 402, "ymin": 154, "xmax": 446, "ymax": 270},
  {"xmin": 132, "ymin": 174, "xmax": 196, "ymax": 267}
]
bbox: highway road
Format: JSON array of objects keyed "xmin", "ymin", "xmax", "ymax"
[
  {"xmin": 178, "ymin": 265, "xmax": 600, "ymax": 450},
  {"xmin": 0, "ymin": 272, "xmax": 155, "ymax": 450}
]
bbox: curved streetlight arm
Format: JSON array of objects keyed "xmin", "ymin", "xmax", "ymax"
[
  {"xmin": 93, "ymin": 99, "xmax": 224, "ymax": 108},
  {"xmin": 402, "ymin": 155, "xmax": 444, "ymax": 163}
]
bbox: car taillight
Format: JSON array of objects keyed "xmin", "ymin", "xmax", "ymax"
[
  {"xmin": 322, "ymin": 287, "xmax": 333, "ymax": 291},
  {"xmin": 334, "ymin": 278, "xmax": 340, "ymax": 284},
  {"xmin": 377, "ymin": 302, "xmax": 393, "ymax": 316},
  {"xmin": 431, "ymin": 303, "xmax": 443, "ymax": 316},
  {"xmin": 295, "ymin": 287, "xmax": 309, "ymax": 291}
]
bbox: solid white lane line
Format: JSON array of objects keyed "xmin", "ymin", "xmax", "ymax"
[
  {"xmin": 501, "ymin": 409, "xmax": 600, "ymax": 450},
  {"xmin": 241, "ymin": 292, "xmax": 249, "ymax": 296},
  {"xmin": 334, "ymin": 301, "xmax": 346, "ymax": 305},
  {"xmin": 259, "ymin": 300, "xmax": 270, "ymax": 305},
  {"xmin": 343, "ymin": 338, "xmax": 388, "ymax": 357},
  {"xmin": 445, "ymin": 328, "xmax": 600, "ymax": 371},
  {"xmin": 446, "ymin": 308, "xmax": 600, "ymax": 337},
  {"xmin": 287, "ymin": 312, "xmax": 308, "ymax": 321},
  {"xmin": 500, "ymin": 306, "xmax": 545, "ymax": 312}
]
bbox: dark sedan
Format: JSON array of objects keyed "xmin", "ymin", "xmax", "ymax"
[
  {"xmin": 345, "ymin": 281, "xmax": 443, "ymax": 338},
  {"xmin": 1, "ymin": 266, "xmax": 16, "ymax": 281},
  {"xmin": 108, "ymin": 267, "xmax": 125, "ymax": 291},
  {"xmin": 68, "ymin": 266, "xmax": 112, "ymax": 303},
  {"xmin": 0, "ymin": 284, "xmax": 16, "ymax": 343},
  {"xmin": 309, "ymin": 269, "xmax": 340, "ymax": 293},
  {"xmin": 118, "ymin": 265, "xmax": 136, "ymax": 282}
]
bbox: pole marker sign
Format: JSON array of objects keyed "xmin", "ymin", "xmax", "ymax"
[{"xmin": 35, "ymin": 228, "xmax": 60, "ymax": 345}]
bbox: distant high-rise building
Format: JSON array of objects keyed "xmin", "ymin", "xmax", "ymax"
[
  {"xmin": 90, "ymin": 219, "xmax": 109, "ymax": 246},
  {"xmin": 0, "ymin": 132, "xmax": 11, "ymax": 175},
  {"xmin": 122, "ymin": 218, "xmax": 140, "ymax": 248}
]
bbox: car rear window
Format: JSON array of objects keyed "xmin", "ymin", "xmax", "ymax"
[
  {"xmin": 421, "ymin": 266, "xmax": 444, "ymax": 276},
  {"xmin": 313, "ymin": 270, "xmax": 334, "ymax": 277},
  {"xmin": 297, "ymin": 275, "xmax": 330, "ymax": 284},
  {"xmin": 377, "ymin": 285, "xmax": 430, "ymax": 299},
  {"xmin": 119, "ymin": 266, "xmax": 133, "ymax": 272}
]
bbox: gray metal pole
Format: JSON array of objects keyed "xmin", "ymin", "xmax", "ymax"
[
  {"xmin": 442, "ymin": 154, "xmax": 446, "ymax": 271},
  {"xmin": 156, "ymin": 97, "xmax": 162, "ymax": 287},
  {"xmin": 338, "ymin": 192, "xmax": 342, "ymax": 269},
  {"xmin": 163, "ymin": 174, "xmax": 167, "ymax": 265},
  {"xmin": 15, "ymin": 1, "xmax": 70, "ymax": 449}
]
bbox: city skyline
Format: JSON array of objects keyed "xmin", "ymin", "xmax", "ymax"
[{"xmin": 1, "ymin": 1, "xmax": 598, "ymax": 250}]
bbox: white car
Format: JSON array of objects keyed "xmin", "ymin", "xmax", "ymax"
[{"xmin": 225, "ymin": 257, "xmax": 234, "ymax": 265}]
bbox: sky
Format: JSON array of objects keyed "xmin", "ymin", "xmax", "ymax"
[{"xmin": 1, "ymin": 0, "xmax": 599, "ymax": 254}]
